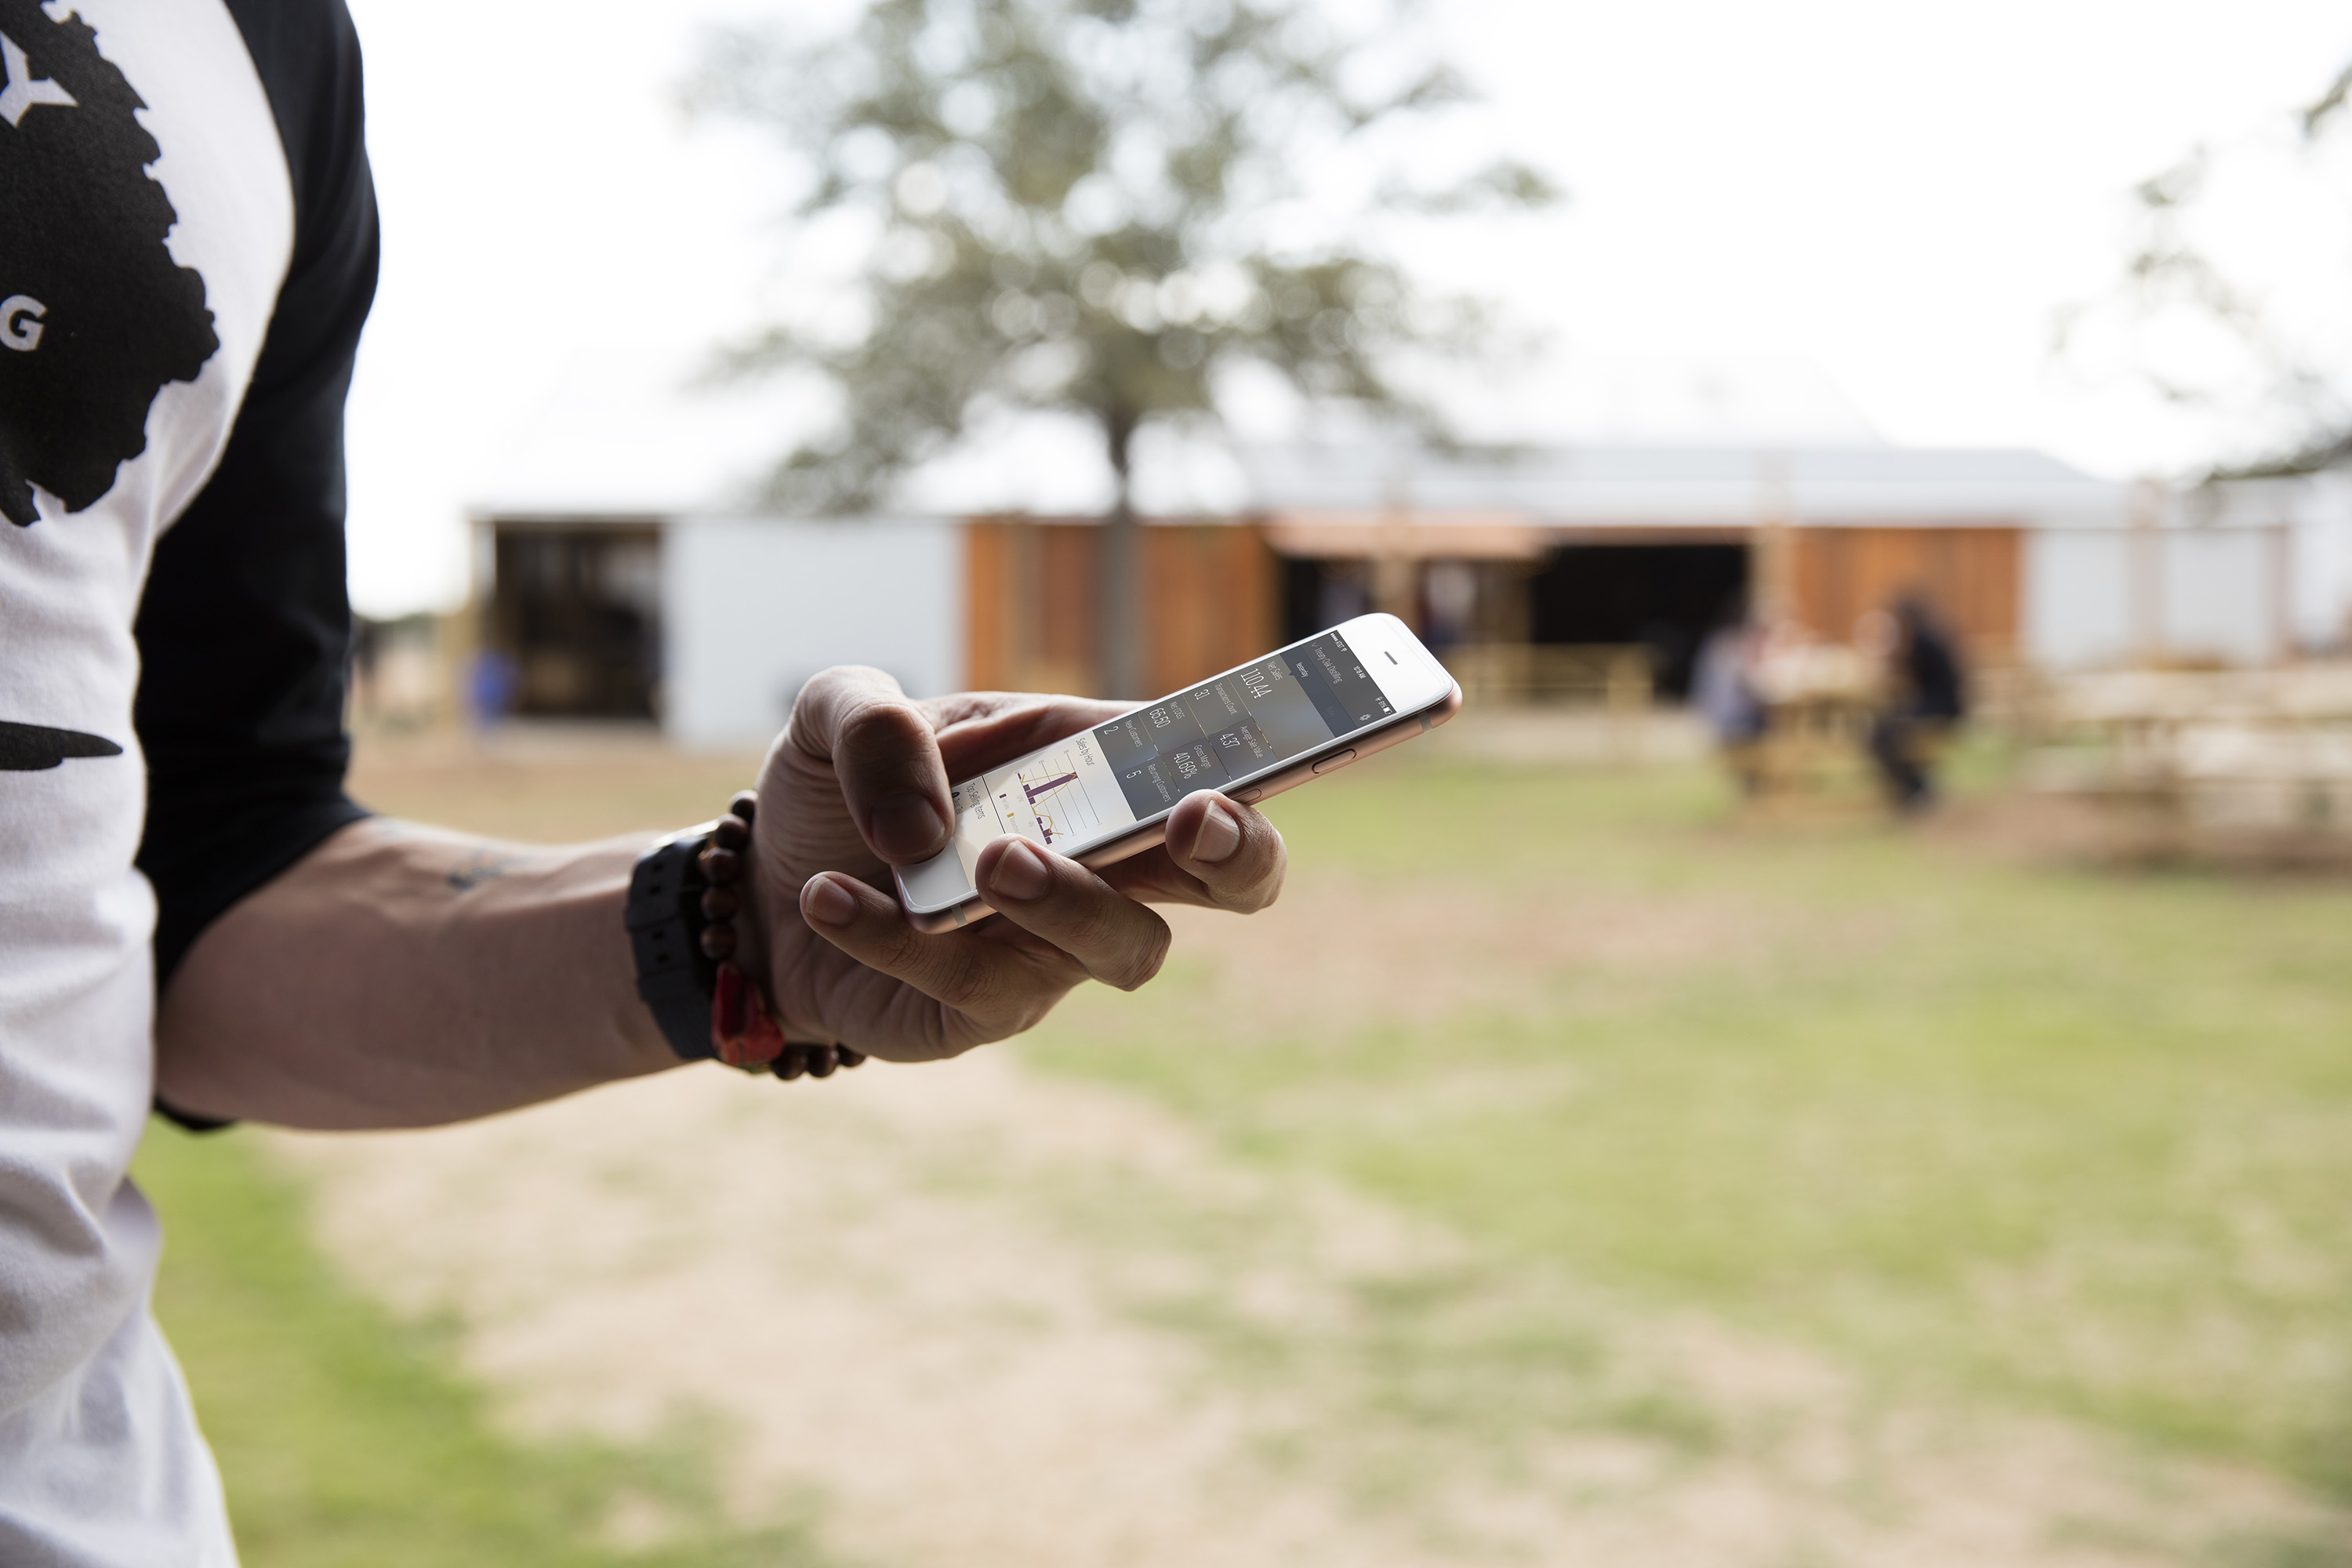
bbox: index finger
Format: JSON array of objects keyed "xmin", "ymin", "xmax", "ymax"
[
  {"xmin": 923, "ymin": 692, "xmax": 1128, "ymax": 782},
  {"xmin": 789, "ymin": 666, "xmax": 953, "ymax": 865}
]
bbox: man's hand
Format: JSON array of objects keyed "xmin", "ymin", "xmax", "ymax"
[
  {"xmin": 739, "ymin": 666, "xmax": 1287, "ymax": 1062},
  {"xmin": 154, "ymin": 664, "xmax": 1282, "ymax": 1130}
]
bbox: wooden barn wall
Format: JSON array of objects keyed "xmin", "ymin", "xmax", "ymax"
[
  {"xmin": 965, "ymin": 520, "xmax": 1279, "ymax": 697},
  {"xmin": 964, "ymin": 519, "xmax": 1101, "ymax": 696},
  {"xmin": 1791, "ymin": 525, "xmax": 2020, "ymax": 657},
  {"xmin": 1139, "ymin": 525, "xmax": 1279, "ymax": 697}
]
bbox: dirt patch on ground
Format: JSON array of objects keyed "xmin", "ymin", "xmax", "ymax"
[
  {"xmin": 271, "ymin": 1054, "xmax": 2334, "ymax": 1568},
  {"xmin": 1145, "ymin": 873, "xmax": 1767, "ymax": 1044}
]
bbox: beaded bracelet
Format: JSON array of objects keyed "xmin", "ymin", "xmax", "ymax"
[{"xmin": 697, "ymin": 791, "xmax": 866, "ymax": 1080}]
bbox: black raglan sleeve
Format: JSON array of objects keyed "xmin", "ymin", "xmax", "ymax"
[{"xmin": 133, "ymin": 0, "xmax": 377, "ymax": 995}]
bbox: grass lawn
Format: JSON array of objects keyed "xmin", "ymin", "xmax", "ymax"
[
  {"xmin": 1024, "ymin": 750, "xmax": 2352, "ymax": 1500},
  {"xmin": 134, "ymin": 1122, "xmax": 840, "ymax": 1568},
  {"xmin": 133, "ymin": 725, "xmax": 2352, "ymax": 1555}
]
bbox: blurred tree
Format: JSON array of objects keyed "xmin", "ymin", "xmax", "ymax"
[
  {"xmin": 2263, "ymin": 60, "xmax": 2352, "ymax": 473},
  {"xmin": 691, "ymin": 0, "xmax": 1557, "ymax": 695},
  {"xmin": 2062, "ymin": 58, "xmax": 2352, "ymax": 477}
]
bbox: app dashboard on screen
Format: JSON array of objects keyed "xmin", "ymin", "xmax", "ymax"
[{"xmin": 926, "ymin": 630, "xmax": 1396, "ymax": 897}]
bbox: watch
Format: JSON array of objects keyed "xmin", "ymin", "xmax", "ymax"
[{"xmin": 623, "ymin": 824, "xmax": 719, "ymax": 1062}]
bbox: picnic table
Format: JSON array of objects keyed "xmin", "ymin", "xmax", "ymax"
[
  {"xmin": 2034, "ymin": 666, "xmax": 2352, "ymax": 837},
  {"xmin": 1738, "ymin": 641, "xmax": 1887, "ymax": 804}
]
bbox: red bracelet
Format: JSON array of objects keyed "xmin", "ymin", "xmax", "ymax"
[{"xmin": 699, "ymin": 791, "xmax": 866, "ymax": 1080}]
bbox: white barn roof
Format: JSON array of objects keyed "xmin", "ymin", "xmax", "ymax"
[{"xmin": 1237, "ymin": 442, "xmax": 2125, "ymax": 530}]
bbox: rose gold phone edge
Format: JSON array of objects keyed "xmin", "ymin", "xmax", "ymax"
[{"xmin": 896, "ymin": 650, "xmax": 1463, "ymax": 935}]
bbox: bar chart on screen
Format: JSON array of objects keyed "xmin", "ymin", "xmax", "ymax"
[{"xmin": 996, "ymin": 750, "xmax": 1108, "ymax": 847}]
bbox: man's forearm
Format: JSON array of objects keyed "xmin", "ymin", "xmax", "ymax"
[{"xmin": 155, "ymin": 818, "xmax": 681, "ymax": 1129}]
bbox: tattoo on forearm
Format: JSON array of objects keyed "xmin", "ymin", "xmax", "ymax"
[{"xmin": 447, "ymin": 848, "xmax": 526, "ymax": 891}]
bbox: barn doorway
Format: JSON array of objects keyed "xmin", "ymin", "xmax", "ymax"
[
  {"xmin": 486, "ymin": 526, "xmax": 663, "ymax": 719},
  {"xmin": 1527, "ymin": 543, "xmax": 1749, "ymax": 699}
]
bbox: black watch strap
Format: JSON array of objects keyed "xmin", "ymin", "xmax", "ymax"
[{"xmin": 625, "ymin": 825, "xmax": 718, "ymax": 1062}]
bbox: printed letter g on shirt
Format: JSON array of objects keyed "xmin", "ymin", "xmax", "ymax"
[{"xmin": 1, "ymin": 296, "xmax": 45, "ymax": 352}]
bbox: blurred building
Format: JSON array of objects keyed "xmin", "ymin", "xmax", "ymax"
[
  {"xmin": 1248, "ymin": 442, "xmax": 2088, "ymax": 695},
  {"xmin": 466, "ymin": 434, "xmax": 2341, "ymax": 746},
  {"xmin": 474, "ymin": 510, "xmax": 961, "ymax": 741},
  {"xmin": 349, "ymin": 611, "xmax": 458, "ymax": 731}
]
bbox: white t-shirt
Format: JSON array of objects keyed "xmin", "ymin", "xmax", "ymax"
[{"xmin": 1, "ymin": 2, "xmax": 375, "ymax": 1561}]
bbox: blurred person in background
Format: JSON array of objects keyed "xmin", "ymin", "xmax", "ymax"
[
  {"xmin": 1866, "ymin": 595, "xmax": 1968, "ymax": 811},
  {"xmin": 0, "ymin": 5, "xmax": 1283, "ymax": 1563},
  {"xmin": 1421, "ymin": 561, "xmax": 1479, "ymax": 656},
  {"xmin": 464, "ymin": 644, "xmax": 520, "ymax": 731},
  {"xmin": 1693, "ymin": 600, "xmax": 1768, "ymax": 794},
  {"xmin": 1317, "ymin": 561, "xmax": 1374, "ymax": 630}
]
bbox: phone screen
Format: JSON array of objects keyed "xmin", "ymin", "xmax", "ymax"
[{"xmin": 900, "ymin": 626, "xmax": 1405, "ymax": 909}]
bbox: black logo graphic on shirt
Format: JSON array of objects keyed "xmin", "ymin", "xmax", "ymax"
[
  {"xmin": 0, "ymin": 2, "xmax": 219, "ymax": 528},
  {"xmin": 0, "ymin": 718, "xmax": 121, "ymax": 770}
]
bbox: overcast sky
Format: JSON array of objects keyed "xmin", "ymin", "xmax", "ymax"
[{"xmin": 339, "ymin": 0, "xmax": 2352, "ymax": 616}]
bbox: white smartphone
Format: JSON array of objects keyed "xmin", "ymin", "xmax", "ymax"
[{"xmin": 895, "ymin": 612, "xmax": 1461, "ymax": 931}]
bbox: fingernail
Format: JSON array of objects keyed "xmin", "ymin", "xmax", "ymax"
[
  {"xmin": 1192, "ymin": 799, "xmax": 1242, "ymax": 863},
  {"xmin": 990, "ymin": 838, "xmax": 1051, "ymax": 901},
  {"xmin": 869, "ymin": 790, "xmax": 947, "ymax": 858},
  {"xmin": 803, "ymin": 873, "xmax": 858, "ymax": 927}
]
